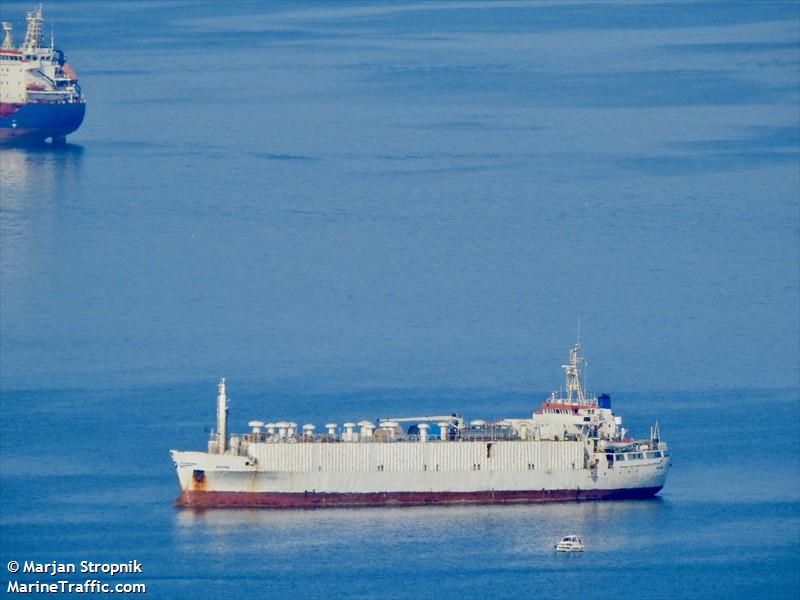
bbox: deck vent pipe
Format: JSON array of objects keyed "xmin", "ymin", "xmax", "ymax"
[
  {"xmin": 418, "ymin": 423, "xmax": 430, "ymax": 443},
  {"xmin": 381, "ymin": 421, "xmax": 399, "ymax": 440},
  {"xmin": 358, "ymin": 420, "xmax": 374, "ymax": 440}
]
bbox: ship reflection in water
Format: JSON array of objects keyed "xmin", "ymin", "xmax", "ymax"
[
  {"xmin": 0, "ymin": 144, "xmax": 84, "ymax": 286},
  {"xmin": 0, "ymin": 143, "xmax": 84, "ymax": 192},
  {"xmin": 172, "ymin": 499, "xmax": 668, "ymax": 557}
]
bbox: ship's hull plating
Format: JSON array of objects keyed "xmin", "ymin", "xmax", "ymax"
[
  {"xmin": 175, "ymin": 486, "xmax": 663, "ymax": 508},
  {"xmin": 0, "ymin": 102, "xmax": 86, "ymax": 144},
  {"xmin": 172, "ymin": 443, "xmax": 669, "ymax": 509}
]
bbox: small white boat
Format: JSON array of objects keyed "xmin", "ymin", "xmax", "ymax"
[{"xmin": 555, "ymin": 535, "xmax": 585, "ymax": 552}]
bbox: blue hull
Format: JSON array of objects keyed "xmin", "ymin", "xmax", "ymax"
[{"xmin": 0, "ymin": 102, "xmax": 86, "ymax": 144}]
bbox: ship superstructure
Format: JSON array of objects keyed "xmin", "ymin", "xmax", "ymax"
[
  {"xmin": 171, "ymin": 344, "xmax": 671, "ymax": 507},
  {"xmin": 0, "ymin": 6, "xmax": 85, "ymax": 144}
]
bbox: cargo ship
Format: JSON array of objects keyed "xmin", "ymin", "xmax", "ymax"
[
  {"xmin": 0, "ymin": 6, "xmax": 85, "ymax": 145},
  {"xmin": 171, "ymin": 344, "xmax": 670, "ymax": 508}
]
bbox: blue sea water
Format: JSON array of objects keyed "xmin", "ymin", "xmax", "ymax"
[{"xmin": 1, "ymin": 1, "xmax": 798, "ymax": 598}]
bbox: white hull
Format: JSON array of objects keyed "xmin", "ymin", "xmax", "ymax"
[
  {"xmin": 170, "ymin": 346, "xmax": 671, "ymax": 508},
  {"xmin": 172, "ymin": 440, "xmax": 669, "ymax": 497}
]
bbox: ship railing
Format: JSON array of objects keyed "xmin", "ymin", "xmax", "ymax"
[
  {"xmin": 459, "ymin": 431, "xmax": 520, "ymax": 442},
  {"xmin": 27, "ymin": 90, "xmax": 72, "ymax": 98},
  {"xmin": 27, "ymin": 94, "xmax": 81, "ymax": 104},
  {"xmin": 239, "ymin": 432, "xmax": 526, "ymax": 444}
]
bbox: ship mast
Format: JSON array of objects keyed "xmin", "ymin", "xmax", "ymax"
[
  {"xmin": 1, "ymin": 23, "xmax": 13, "ymax": 49},
  {"xmin": 562, "ymin": 343, "xmax": 586, "ymax": 405},
  {"xmin": 22, "ymin": 5, "xmax": 44, "ymax": 51},
  {"xmin": 216, "ymin": 378, "xmax": 228, "ymax": 454}
]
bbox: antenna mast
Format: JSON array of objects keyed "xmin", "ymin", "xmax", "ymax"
[
  {"xmin": 562, "ymin": 343, "xmax": 586, "ymax": 404},
  {"xmin": 1, "ymin": 23, "xmax": 13, "ymax": 50},
  {"xmin": 23, "ymin": 5, "xmax": 45, "ymax": 51}
]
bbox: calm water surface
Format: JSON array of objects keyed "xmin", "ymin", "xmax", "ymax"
[{"xmin": 1, "ymin": 1, "xmax": 798, "ymax": 598}]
